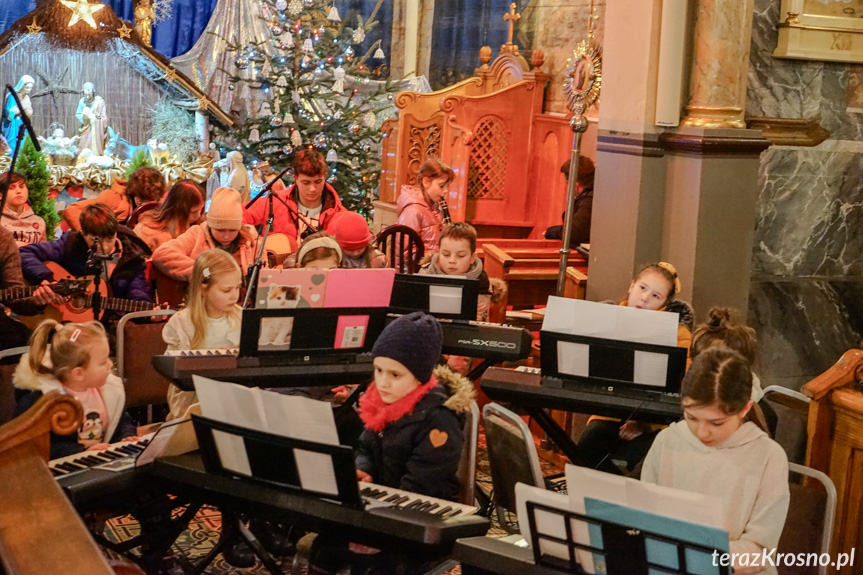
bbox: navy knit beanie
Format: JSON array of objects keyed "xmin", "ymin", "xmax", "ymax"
[{"xmin": 372, "ymin": 311, "xmax": 443, "ymax": 383}]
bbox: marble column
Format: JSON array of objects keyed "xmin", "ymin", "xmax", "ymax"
[{"xmin": 681, "ymin": 0, "xmax": 756, "ymax": 128}]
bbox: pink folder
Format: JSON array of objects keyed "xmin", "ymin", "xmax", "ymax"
[{"xmin": 324, "ymin": 269, "xmax": 395, "ymax": 308}]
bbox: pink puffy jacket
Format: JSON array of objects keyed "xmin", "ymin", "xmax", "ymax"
[
  {"xmin": 152, "ymin": 222, "xmax": 258, "ymax": 282},
  {"xmin": 396, "ymin": 185, "xmax": 443, "ymax": 255}
]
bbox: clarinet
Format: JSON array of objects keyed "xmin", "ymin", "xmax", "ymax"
[{"xmin": 440, "ymin": 198, "xmax": 452, "ymax": 224}]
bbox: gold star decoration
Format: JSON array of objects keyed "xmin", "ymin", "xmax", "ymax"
[
  {"xmin": 197, "ymin": 96, "xmax": 210, "ymax": 111},
  {"xmin": 59, "ymin": 0, "xmax": 106, "ymax": 29},
  {"xmin": 26, "ymin": 18, "xmax": 42, "ymax": 35},
  {"xmin": 162, "ymin": 68, "xmax": 178, "ymax": 84},
  {"xmin": 117, "ymin": 23, "xmax": 132, "ymax": 39}
]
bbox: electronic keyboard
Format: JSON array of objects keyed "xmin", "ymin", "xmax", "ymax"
[
  {"xmin": 360, "ymin": 481, "xmax": 478, "ymax": 518},
  {"xmin": 438, "ymin": 319, "xmax": 532, "ymax": 362},
  {"xmin": 51, "ymin": 434, "xmax": 154, "ymax": 508}
]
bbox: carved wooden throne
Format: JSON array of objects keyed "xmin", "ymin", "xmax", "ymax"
[{"xmin": 376, "ymin": 45, "xmax": 577, "ymax": 239}]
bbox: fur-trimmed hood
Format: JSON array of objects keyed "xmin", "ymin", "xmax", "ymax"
[
  {"xmin": 13, "ymin": 352, "xmax": 54, "ymax": 392},
  {"xmin": 435, "ymin": 363, "xmax": 476, "ymax": 413},
  {"xmin": 665, "ymin": 299, "xmax": 695, "ymax": 332}
]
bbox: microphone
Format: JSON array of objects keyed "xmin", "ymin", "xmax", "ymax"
[
  {"xmin": 5, "ymin": 84, "xmax": 41, "ymax": 152},
  {"xmin": 245, "ymin": 166, "xmax": 291, "ymax": 210}
]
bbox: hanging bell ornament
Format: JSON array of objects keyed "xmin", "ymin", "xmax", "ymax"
[
  {"xmin": 292, "ymin": 90, "xmax": 301, "ymax": 104},
  {"xmin": 291, "ymin": 131, "xmax": 303, "ymax": 146},
  {"xmin": 277, "ymin": 76, "xmax": 288, "ymax": 87},
  {"xmin": 284, "ymin": 112, "xmax": 295, "ymax": 124},
  {"xmin": 270, "ymin": 114, "xmax": 284, "ymax": 128},
  {"xmin": 326, "ymin": 149, "xmax": 338, "ymax": 162},
  {"xmin": 302, "ymin": 38, "xmax": 314, "ymax": 52},
  {"xmin": 364, "ymin": 111, "xmax": 376, "ymax": 127},
  {"xmin": 374, "ymin": 47, "xmax": 385, "ymax": 59},
  {"xmin": 249, "ymin": 128, "xmax": 261, "ymax": 143},
  {"xmin": 327, "ymin": 6, "xmax": 341, "ymax": 22}
]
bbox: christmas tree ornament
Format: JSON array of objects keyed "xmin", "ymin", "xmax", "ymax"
[
  {"xmin": 277, "ymin": 76, "xmax": 288, "ymax": 87},
  {"xmin": 352, "ymin": 28, "xmax": 365, "ymax": 44},
  {"xmin": 276, "ymin": 0, "xmax": 288, "ymax": 10},
  {"xmin": 259, "ymin": 101, "xmax": 273, "ymax": 117},
  {"xmin": 364, "ymin": 111, "xmax": 376, "ymax": 127},
  {"xmin": 362, "ymin": 144, "xmax": 372, "ymax": 153},
  {"xmin": 273, "ymin": 98, "xmax": 281, "ymax": 114},
  {"xmin": 348, "ymin": 122, "xmax": 360, "ymax": 135},
  {"xmin": 270, "ymin": 24, "xmax": 284, "ymax": 36},
  {"xmin": 332, "ymin": 66, "xmax": 346, "ymax": 93},
  {"xmin": 334, "ymin": 109, "xmax": 342, "ymax": 119},
  {"xmin": 314, "ymin": 133, "xmax": 328, "ymax": 147},
  {"xmin": 374, "ymin": 47, "xmax": 385, "ymax": 59},
  {"xmin": 344, "ymin": 46, "xmax": 355, "ymax": 60},
  {"xmin": 282, "ymin": 144, "xmax": 293, "ymax": 155},
  {"xmin": 282, "ymin": 31, "xmax": 293, "ymax": 45},
  {"xmin": 292, "ymin": 90, "xmax": 301, "ymax": 104},
  {"xmin": 249, "ymin": 127, "xmax": 261, "ymax": 143},
  {"xmin": 304, "ymin": 0, "xmax": 314, "ymax": 6},
  {"xmin": 284, "ymin": 112, "xmax": 295, "ymax": 124},
  {"xmin": 229, "ymin": 82, "xmax": 236, "ymax": 91},
  {"xmin": 327, "ymin": 6, "xmax": 341, "ymax": 22},
  {"xmin": 302, "ymin": 55, "xmax": 312, "ymax": 66},
  {"xmin": 235, "ymin": 57, "xmax": 250, "ymax": 70},
  {"xmin": 326, "ymin": 149, "xmax": 338, "ymax": 161},
  {"xmin": 288, "ymin": 0, "xmax": 303, "ymax": 16},
  {"xmin": 291, "ymin": 131, "xmax": 303, "ymax": 146},
  {"xmin": 269, "ymin": 114, "xmax": 283, "ymax": 128},
  {"xmin": 314, "ymin": 67, "xmax": 324, "ymax": 78},
  {"xmin": 303, "ymin": 38, "xmax": 314, "ymax": 52}
]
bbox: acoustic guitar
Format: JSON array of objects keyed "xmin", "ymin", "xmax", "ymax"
[
  {"xmin": 25, "ymin": 262, "xmax": 161, "ymax": 325},
  {"xmin": 0, "ymin": 277, "xmax": 91, "ymax": 305},
  {"xmin": 261, "ymin": 233, "xmax": 297, "ymax": 268}
]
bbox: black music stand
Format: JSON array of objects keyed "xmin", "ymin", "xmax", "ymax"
[{"xmin": 389, "ymin": 273, "xmax": 480, "ymax": 321}]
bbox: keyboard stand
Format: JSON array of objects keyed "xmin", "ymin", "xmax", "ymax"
[{"xmin": 188, "ymin": 510, "xmax": 282, "ymax": 575}]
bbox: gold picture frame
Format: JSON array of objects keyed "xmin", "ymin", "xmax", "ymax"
[{"xmin": 774, "ymin": 0, "xmax": 863, "ymax": 63}]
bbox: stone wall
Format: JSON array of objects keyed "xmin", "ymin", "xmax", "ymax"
[{"xmin": 746, "ymin": 0, "xmax": 863, "ymax": 388}]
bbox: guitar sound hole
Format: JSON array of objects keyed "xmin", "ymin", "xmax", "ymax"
[{"xmin": 66, "ymin": 295, "xmax": 88, "ymax": 313}]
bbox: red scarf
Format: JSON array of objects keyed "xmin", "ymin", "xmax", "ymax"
[{"xmin": 358, "ymin": 376, "xmax": 439, "ymax": 433}]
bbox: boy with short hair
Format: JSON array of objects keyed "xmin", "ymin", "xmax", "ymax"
[
  {"xmin": 420, "ymin": 222, "xmax": 505, "ymax": 322},
  {"xmin": 20, "ymin": 203, "xmax": 152, "ymax": 321},
  {"xmin": 1, "ymin": 172, "xmax": 46, "ymax": 246}
]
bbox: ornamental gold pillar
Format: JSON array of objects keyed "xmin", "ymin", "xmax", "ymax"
[{"xmin": 680, "ymin": 0, "xmax": 756, "ymax": 128}]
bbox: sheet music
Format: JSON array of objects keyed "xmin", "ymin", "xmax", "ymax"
[
  {"xmin": 515, "ymin": 483, "xmax": 577, "ymax": 566},
  {"xmin": 557, "ymin": 340, "xmax": 590, "ymax": 377},
  {"xmin": 213, "ymin": 429, "xmax": 252, "ymax": 476},
  {"xmin": 294, "ymin": 448, "xmax": 339, "ymax": 496},
  {"xmin": 259, "ymin": 389, "xmax": 340, "ymax": 445},
  {"xmin": 633, "ymin": 351, "xmax": 669, "ymax": 387},
  {"xmin": 542, "ymin": 297, "xmax": 678, "ymax": 347},
  {"xmin": 429, "ymin": 284, "xmax": 463, "ymax": 315}
]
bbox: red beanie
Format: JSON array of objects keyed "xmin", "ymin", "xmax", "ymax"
[{"xmin": 330, "ymin": 211, "xmax": 374, "ymax": 251}]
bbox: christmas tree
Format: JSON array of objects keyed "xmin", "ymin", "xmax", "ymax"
[
  {"xmin": 15, "ymin": 137, "xmax": 59, "ymax": 240},
  {"xmin": 213, "ymin": 0, "xmax": 397, "ymax": 216}
]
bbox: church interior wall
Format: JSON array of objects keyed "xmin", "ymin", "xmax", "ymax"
[{"xmin": 747, "ymin": 0, "xmax": 863, "ymax": 388}]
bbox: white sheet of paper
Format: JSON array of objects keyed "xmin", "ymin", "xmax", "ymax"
[
  {"xmin": 193, "ymin": 375, "xmax": 267, "ymax": 432},
  {"xmin": 542, "ymin": 297, "xmax": 678, "ymax": 347},
  {"xmin": 515, "ymin": 483, "xmax": 582, "ymax": 567},
  {"xmin": 557, "ymin": 341, "xmax": 590, "ymax": 377},
  {"xmin": 213, "ymin": 429, "xmax": 252, "ymax": 476},
  {"xmin": 260, "ymin": 391, "xmax": 340, "ymax": 445},
  {"xmin": 193, "ymin": 374, "xmax": 230, "ymax": 422},
  {"xmin": 294, "ymin": 448, "xmax": 339, "ymax": 496},
  {"xmin": 627, "ymin": 481, "xmax": 724, "ymax": 529},
  {"xmin": 135, "ymin": 423, "xmax": 182, "ymax": 467},
  {"xmin": 633, "ymin": 351, "xmax": 669, "ymax": 387},
  {"xmin": 429, "ymin": 284, "xmax": 463, "ymax": 314}
]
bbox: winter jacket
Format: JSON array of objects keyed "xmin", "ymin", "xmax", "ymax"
[
  {"xmin": 133, "ymin": 211, "xmax": 185, "ymax": 252},
  {"xmin": 642, "ymin": 421, "xmax": 789, "ymax": 575},
  {"xmin": 420, "ymin": 254, "xmax": 507, "ymax": 322},
  {"xmin": 545, "ymin": 185, "xmax": 594, "ymax": 246},
  {"xmin": 13, "ymin": 352, "xmax": 137, "ymax": 459},
  {"xmin": 62, "ymin": 179, "xmax": 131, "ymax": 231},
  {"xmin": 151, "ymin": 222, "xmax": 258, "ymax": 282},
  {"xmin": 2, "ymin": 206, "xmax": 46, "ymax": 246},
  {"xmin": 356, "ymin": 364, "xmax": 475, "ymax": 501},
  {"xmin": 342, "ymin": 246, "xmax": 389, "ymax": 269},
  {"xmin": 396, "ymin": 185, "xmax": 443, "ymax": 255},
  {"xmin": 19, "ymin": 226, "xmax": 153, "ymax": 306},
  {"xmin": 242, "ymin": 180, "xmax": 345, "ymax": 243}
]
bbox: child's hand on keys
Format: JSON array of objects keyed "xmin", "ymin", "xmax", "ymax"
[
  {"xmin": 357, "ymin": 470, "xmax": 373, "ymax": 483},
  {"xmin": 87, "ymin": 442, "xmax": 112, "ymax": 451},
  {"xmin": 619, "ymin": 420, "xmax": 646, "ymax": 440},
  {"xmin": 121, "ymin": 436, "xmax": 139, "ymax": 442}
]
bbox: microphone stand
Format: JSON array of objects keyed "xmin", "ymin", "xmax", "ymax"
[
  {"xmin": 0, "ymin": 124, "xmax": 26, "ymax": 218},
  {"xmin": 86, "ymin": 236, "xmax": 113, "ymax": 321},
  {"xmin": 242, "ymin": 168, "xmax": 290, "ymax": 308}
]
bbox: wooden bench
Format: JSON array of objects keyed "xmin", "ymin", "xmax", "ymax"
[{"xmin": 483, "ymin": 244, "xmax": 588, "ymax": 310}]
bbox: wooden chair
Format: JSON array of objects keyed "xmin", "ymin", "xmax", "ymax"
[
  {"xmin": 375, "ymin": 224, "xmax": 424, "ymax": 274},
  {"xmin": 117, "ymin": 309, "xmax": 176, "ymax": 422},
  {"xmin": 126, "ymin": 201, "xmax": 159, "ymax": 228},
  {"xmin": 0, "ymin": 391, "xmax": 117, "ymax": 575}
]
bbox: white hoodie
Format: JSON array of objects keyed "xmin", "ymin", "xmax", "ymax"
[{"xmin": 642, "ymin": 420, "xmax": 789, "ymax": 575}]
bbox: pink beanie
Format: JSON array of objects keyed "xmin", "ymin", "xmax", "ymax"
[
  {"xmin": 329, "ymin": 211, "xmax": 374, "ymax": 251},
  {"xmin": 207, "ymin": 187, "xmax": 243, "ymax": 230}
]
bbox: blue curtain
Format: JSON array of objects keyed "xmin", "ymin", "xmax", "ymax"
[
  {"xmin": 338, "ymin": 0, "xmax": 392, "ymax": 75},
  {"xmin": 430, "ymin": 0, "xmax": 520, "ymax": 89},
  {"xmin": 0, "ymin": 1, "xmax": 36, "ymax": 34}
]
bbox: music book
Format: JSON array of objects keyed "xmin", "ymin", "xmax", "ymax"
[{"xmin": 324, "ymin": 268, "xmax": 395, "ymax": 308}]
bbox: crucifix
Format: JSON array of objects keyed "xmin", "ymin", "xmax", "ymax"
[{"xmin": 502, "ymin": 2, "xmax": 521, "ymax": 54}]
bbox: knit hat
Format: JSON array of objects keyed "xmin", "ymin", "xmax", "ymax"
[
  {"xmin": 207, "ymin": 187, "xmax": 243, "ymax": 230},
  {"xmin": 330, "ymin": 211, "xmax": 374, "ymax": 251},
  {"xmin": 372, "ymin": 311, "xmax": 442, "ymax": 383}
]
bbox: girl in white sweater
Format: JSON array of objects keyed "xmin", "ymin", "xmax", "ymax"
[
  {"xmin": 162, "ymin": 249, "xmax": 243, "ymax": 419},
  {"xmin": 641, "ymin": 347, "xmax": 789, "ymax": 575}
]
